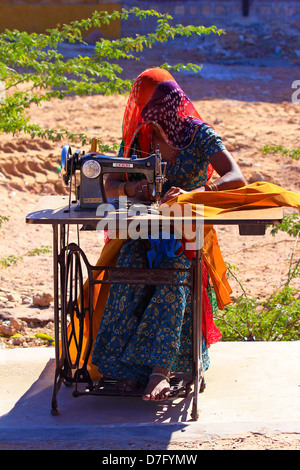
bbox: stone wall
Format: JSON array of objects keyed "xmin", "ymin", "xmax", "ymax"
[{"xmin": 121, "ymin": 1, "xmax": 300, "ymax": 32}]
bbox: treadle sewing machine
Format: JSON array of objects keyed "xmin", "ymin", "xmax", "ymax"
[{"xmin": 26, "ymin": 138, "xmax": 283, "ymax": 421}]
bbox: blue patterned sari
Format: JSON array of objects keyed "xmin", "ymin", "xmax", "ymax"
[{"xmin": 92, "ymin": 124, "xmax": 224, "ymax": 384}]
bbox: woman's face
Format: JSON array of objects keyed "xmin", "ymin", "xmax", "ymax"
[{"xmin": 149, "ymin": 123, "xmax": 163, "ymax": 140}]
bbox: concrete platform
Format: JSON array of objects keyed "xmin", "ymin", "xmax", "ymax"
[{"xmin": 0, "ymin": 342, "xmax": 299, "ymax": 449}]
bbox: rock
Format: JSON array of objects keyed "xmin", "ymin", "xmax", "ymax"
[
  {"xmin": 248, "ymin": 172, "xmax": 266, "ymax": 184},
  {"xmin": 238, "ymin": 158, "xmax": 253, "ymax": 167},
  {"xmin": 21, "ymin": 296, "xmax": 31, "ymax": 305},
  {"xmin": 41, "ymin": 183, "xmax": 55, "ymax": 194},
  {"xmin": 0, "ymin": 292, "xmax": 22, "ymax": 305},
  {"xmin": 0, "ymin": 310, "xmax": 13, "ymax": 321},
  {"xmin": 0, "ymin": 306, "xmax": 55, "ymax": 324},
  {"xmin": 12, "ymin": 335, "xmax": 25, "ymax": 346},
  {"xmin": 32, "ymin": 292, "xmax": 53, "ymax": 307},
  {"xmin": 0, "ymin": 321, "xmax": 16, "ymax": 336},
  {"xmin": 6, "ymin": 293, "xmax": 15, "ymax": 302},
  {"xmin": 10, "ymin": 317, "xmax": 25, "ymax": 332},
  {"xmin": 225, "ymin": 143, "xmax": 236, "ymax": 152}
]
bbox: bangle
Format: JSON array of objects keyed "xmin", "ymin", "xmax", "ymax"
[
  {"xmin": 118, "ymin": 182, "xmax": 127, "ymax": 196},
  {"xmin": 205, "ymin": 182, "xmax": 218, "ymax": 192}
]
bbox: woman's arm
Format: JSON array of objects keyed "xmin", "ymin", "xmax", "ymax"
[
  {"xmin": 105, "ymin": 148, "xmax": 245, "ymax": 202},
  {"xmin": 159, "ymin": 149, "xmax": 245, "ymax": 203},
  {"xmin": 203, "ymin": 149, "xmax": 245, "ymax": 191}
]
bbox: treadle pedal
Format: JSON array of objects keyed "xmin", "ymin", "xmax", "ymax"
[
  {"xmin": 73, "ymin": 374, "xmax": 194, "ymax": 400},
  {"xmin": 75, "ymin": 376, "xmax": 192, "ymax": 399},
  {"xmin": 169, "ymin": 376, "xmax": 192, "ymax": 399},
  {"xmin": 93, "ymin": 377, "xmax": 145, "ymax": 397}
]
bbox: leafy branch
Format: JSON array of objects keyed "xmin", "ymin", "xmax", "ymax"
[
  {"xmin": 269, "ymin": 211, "xmax": 300, "ymax": 238},
  {"xmin": 0, "ymin": 215, "xmax": 10, "ymax": 228},
  {"xmin": 0, "ymin": 8, "xmax": 224, "ymax": 150},
  {"xmin": 262, "ymin": 144, "xmax": 300, "ymax": 160},
  {"xmin": 0, "ymin": 245, "xmax": 52, "ymax": 268},
  {"xmin": 268, "ymin": 211, "xmax": 300, "ymax": 284}
]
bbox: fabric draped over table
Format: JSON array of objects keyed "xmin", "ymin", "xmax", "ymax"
[{"xmin": 66, "ymin": 181, "xmax": 300, "ymax": 379}]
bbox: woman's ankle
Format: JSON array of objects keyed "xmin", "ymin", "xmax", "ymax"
[{"xmin": 152, "ymin": 365, "xmax": 170, "ymax": 378}]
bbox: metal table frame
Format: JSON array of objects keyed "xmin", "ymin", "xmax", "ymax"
[{"xmin": 26, "ymin": 196, "xmax": 283, "ymax": 420}]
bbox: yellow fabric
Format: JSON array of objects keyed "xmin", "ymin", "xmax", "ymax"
[
  {"xmin": 168, "ymin": 181, "xmax": 300, "ymax": 217},
  {"xmin": 66, "ymin": 181, "xmax": 300, "ymax": 378}
]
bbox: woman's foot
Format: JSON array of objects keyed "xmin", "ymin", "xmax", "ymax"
[
  {"xmin": 142, "ymin": 366, "xmax": 171, "ymax": 401},
  {"xmin": 116, "ymin": 378, "xmax": 139, "ymax": 392}
]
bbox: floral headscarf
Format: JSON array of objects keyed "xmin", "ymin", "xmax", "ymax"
[{"xmin": 122, "ymin": 68, "xmax": 214, "ymax": 180}]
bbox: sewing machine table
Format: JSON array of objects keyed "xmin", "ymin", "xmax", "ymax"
[{"xmin": 26, "ymin": 196, "xmax": 283, "ymax": 420}]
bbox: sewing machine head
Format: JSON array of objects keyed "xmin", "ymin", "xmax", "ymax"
[{"xmin": 61, "ymin": 138, "xmax": 167, "ymax": 210}]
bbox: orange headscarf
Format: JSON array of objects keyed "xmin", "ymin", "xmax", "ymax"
[{"xmin": 122, "ymin": 68, "xmax": 214, "ymax": 180}]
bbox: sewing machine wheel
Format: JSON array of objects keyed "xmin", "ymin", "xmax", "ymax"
[
  {"xmin": 61, "ymin": 144, "xmax": 72, "ymax": 186},
  {"xmin": 61, "ymin": 245, "xmax": 88, "ymax": 370}
]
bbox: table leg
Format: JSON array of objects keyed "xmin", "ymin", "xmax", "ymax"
[
  {"xmin": 51, "ymin": 223, "xmax": 75, "ymax": 415},
  {"xmin": 51, "ymin": 223, "xmax": 60, "ymax": 415},
  {"xmin": 191, "ymin": 247, "xmax": 204, "ymax": 421}
]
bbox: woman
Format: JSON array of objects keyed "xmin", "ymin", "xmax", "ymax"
[{"xmin": 91, "ymin": 68, "xmax": 245, "ymax": 401}]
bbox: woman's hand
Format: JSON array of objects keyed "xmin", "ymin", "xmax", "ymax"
[
  {"xmin": 159, "ymin": 186, "xmax": 188, "ymax": 204},
  {"xmin": 134, "ymin": 179, "xmax": 154, "ymax": 201}
]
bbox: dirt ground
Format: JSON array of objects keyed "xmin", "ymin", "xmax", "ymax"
[
  {"xmin": 0, "ymin": 432, "xmax": 299, "ymax": 450},
  {"xmin": 0, "ymin": 28, "xmax": 300, "ymax": 449}
]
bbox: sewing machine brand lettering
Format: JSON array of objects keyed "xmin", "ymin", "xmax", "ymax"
[
  {"xmin": 112, "ymin": 162, "xmax": 134, "ymax": 168},
  {"xmin": 83, "ymin": 197, "xmax": 102, "ymax": 203}
]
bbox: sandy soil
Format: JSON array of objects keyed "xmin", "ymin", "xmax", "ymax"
[
  {"xmin": 0, "ymin": 46, "xmax": 299, "ymax": 449},
  {"xmin": 0, "ymin": 432, "xmax": 300, "ymax": 450}
]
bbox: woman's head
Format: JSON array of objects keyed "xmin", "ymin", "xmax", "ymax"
[
  {"xmin": 122, "ymin": 68, "xmax": 207, "ymax": 158},
  {"xmin": 140, "ymin": 79, "xmax": 205, "ymax": 149}
]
